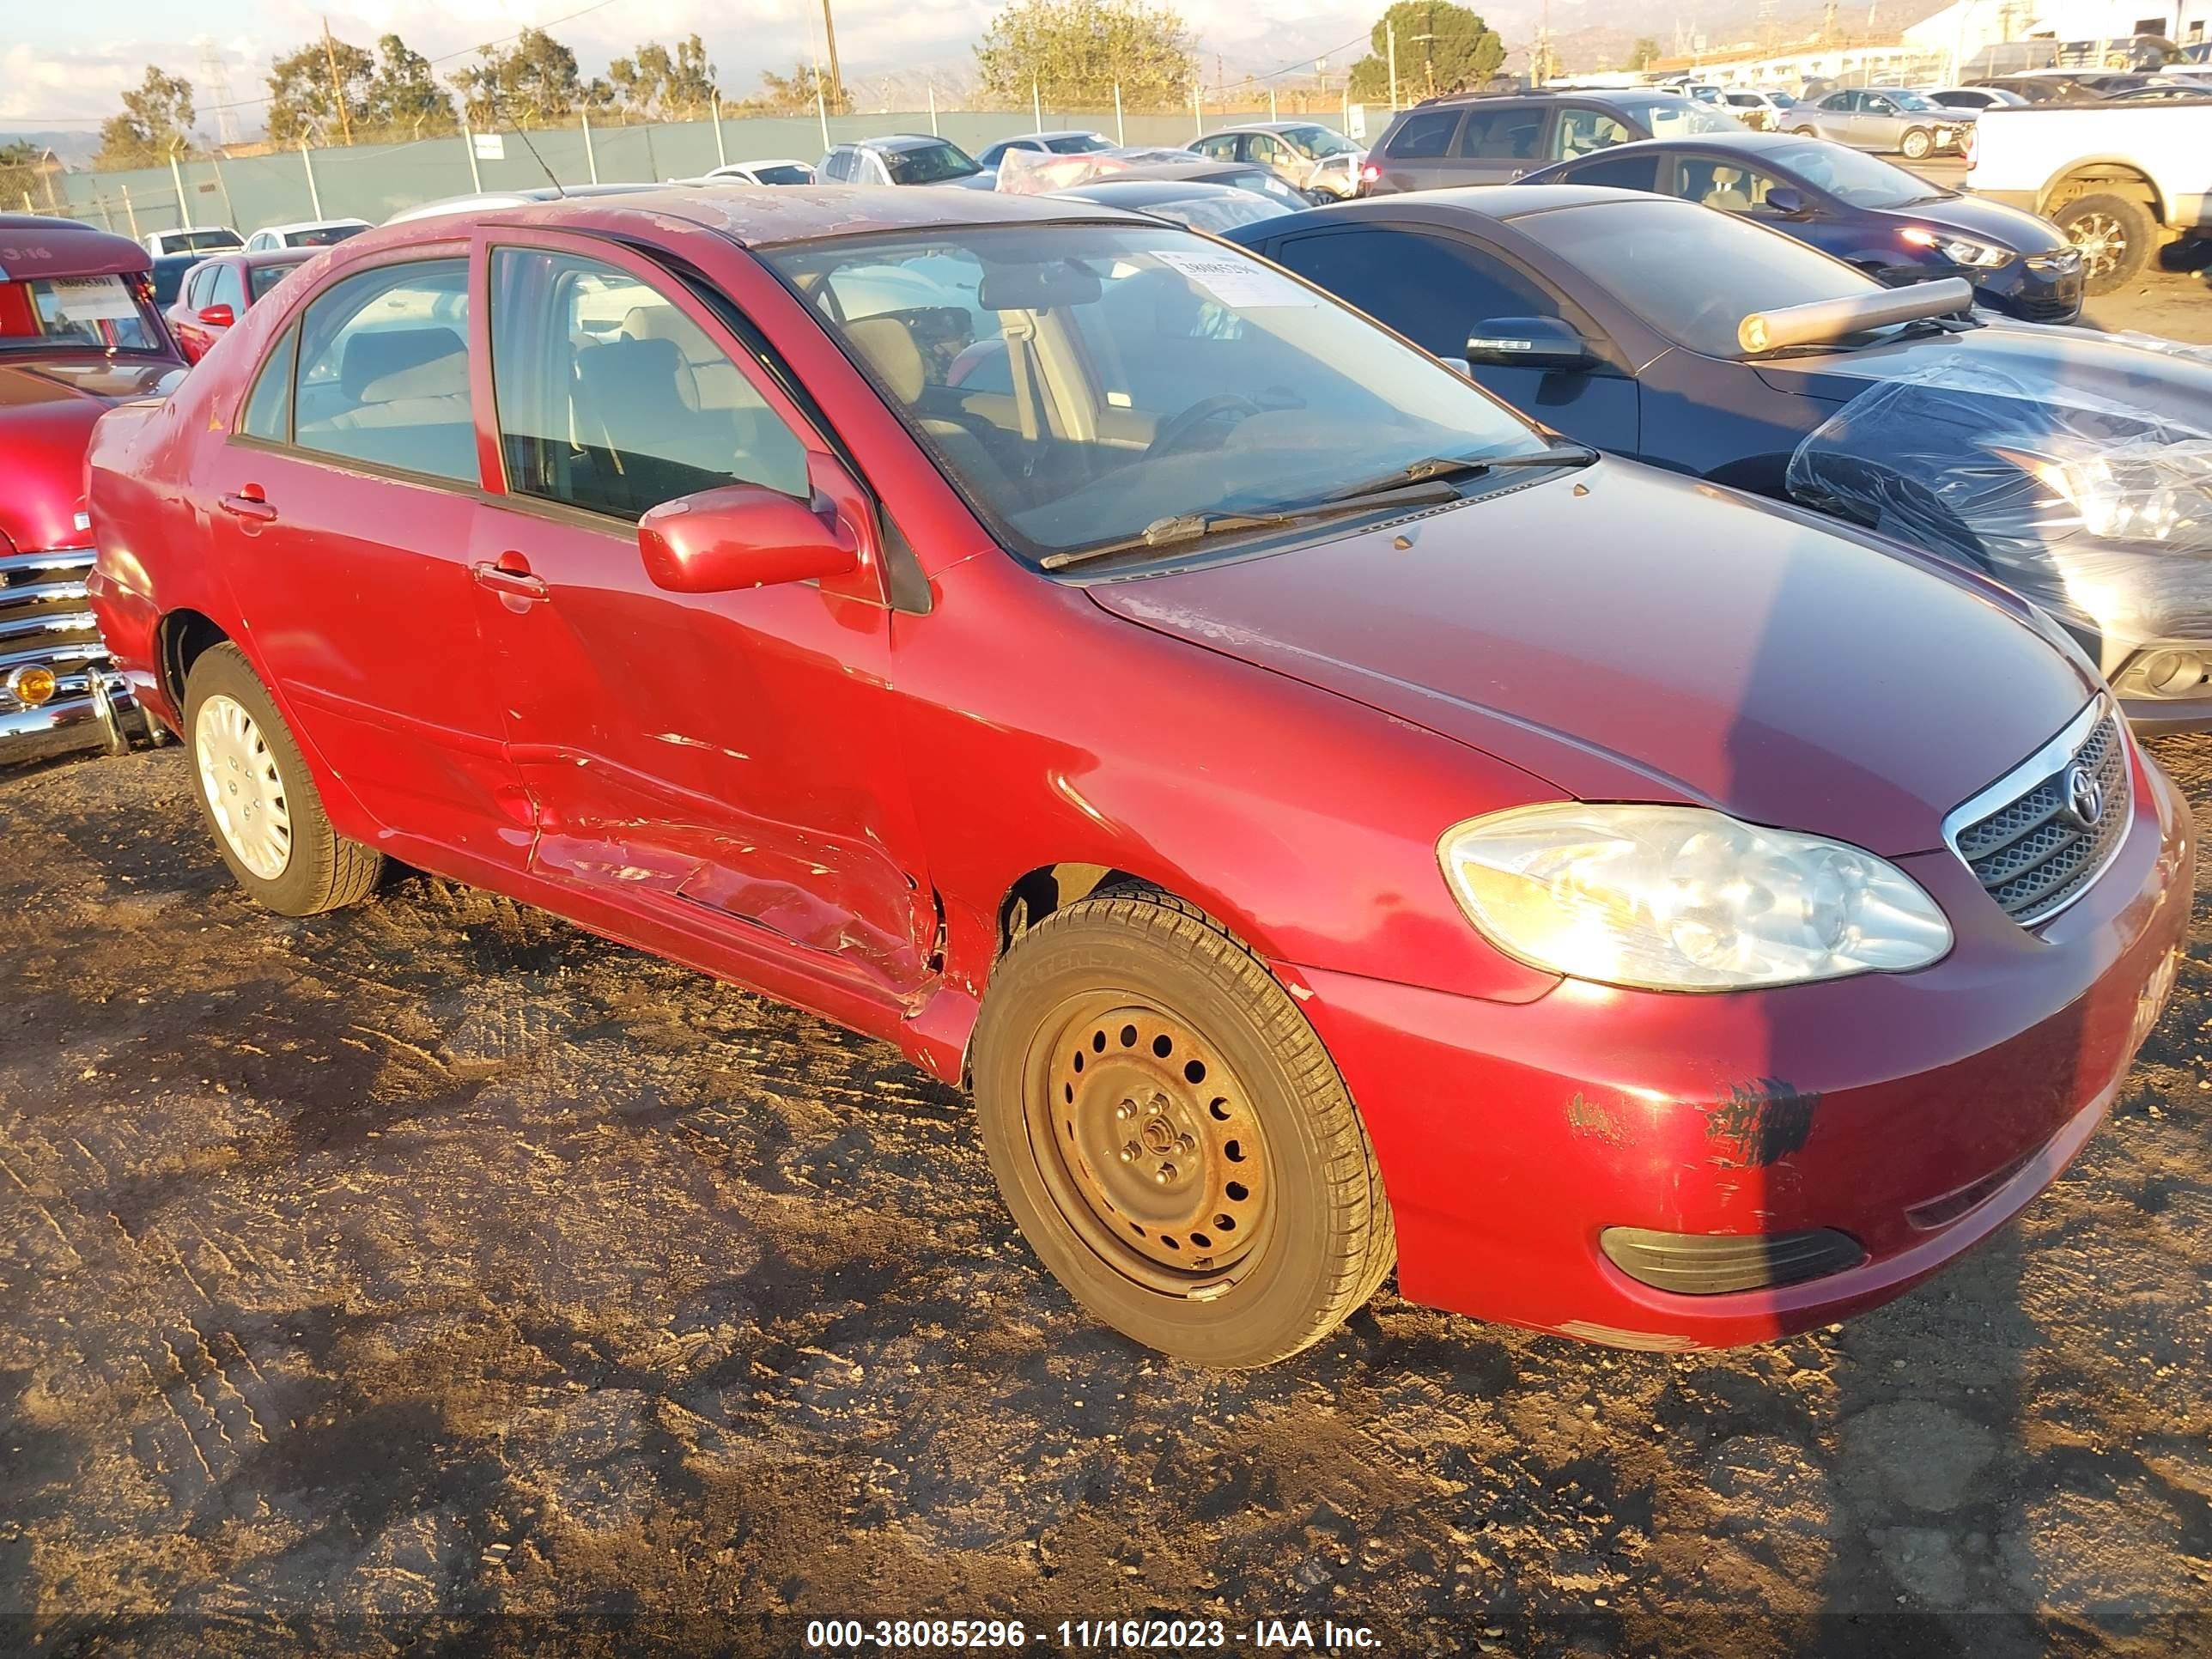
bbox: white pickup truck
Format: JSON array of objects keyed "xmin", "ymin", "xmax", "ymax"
[{"xmin": 1967, "ymin": 102, "xmax": 2211, "ymax": 291}]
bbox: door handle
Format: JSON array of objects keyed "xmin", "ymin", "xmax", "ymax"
[
  {"xmin": 218, "ymin": 489, "xmax": 276, "ymax": 522},
  {"xmin": 472, "ymin": 552, "xmax": 549, "ymax": 602}
]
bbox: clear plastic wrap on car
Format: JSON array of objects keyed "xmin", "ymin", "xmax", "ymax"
[{"xmin": 1785, "ymin": 352, "xmax": 2212, "ymax": 658}]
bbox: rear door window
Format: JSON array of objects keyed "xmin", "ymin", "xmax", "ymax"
[
  {"xmin": 1384, "ymin": 109, "xmax": 1461, "ymax": 157},
  {"xmin": 1561, "ymin": 150, "xmax": 1663, "ymax": 191},
  {"xmin": 1454, "ymin": 107, "xmax": 1546, "ymax": 160},
  {"xmin": 290, "ymin": 258, "xmax": 475, "ymax": 483}
]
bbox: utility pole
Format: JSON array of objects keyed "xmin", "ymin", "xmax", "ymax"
[
  {"xmin": 820, "ymin": 0, "xmax": 844, "ymax": 116},
  {"xmin": 321, "ymin": 17, "xmax": 354, "ymax": 145},
  {"xmin": 1387, "ymin": 21, "xmax": 1400, "ymax": 110}
]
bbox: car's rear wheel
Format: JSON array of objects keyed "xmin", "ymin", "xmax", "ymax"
[
  {"xmin": 972, "ymin": 887, "xmax": 1395, "ymax": 1368},
  {"xmin": 183, "ymin": 643, "xmax": 383, "ymax": 915},
  {"xmin": 2054, "ymin": 192, "xmax": 2153, "ymax": 293}
]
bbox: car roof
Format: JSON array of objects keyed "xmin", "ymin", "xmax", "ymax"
[
  {"xmin": 387, "ymin": 183, "xmax": 665, "ymax": 222},
  {"xmin": 1003, "ymin": 129, "xmax": 1105, "ymax": 142},
  {"xmin": 0, "ymin": 216, "xmax": 150, "ymax": 278},
  {"xmin": 335, "ymin": 183, "xmax": 1140, "ymax": 255},
  {"xmin": 854, "ymin": 133, "xmax": 958, "ymax": 152},
  {"xmin": 1052, "ymin": 178, "xmax": 1254, "ymax": 206},
  {"xmin": 1541, "ymin": 129, "xmax": 1820, "ymax": 155},
  {"xmin": 1206, "ymin": 120, "xmax": 1330, "ymax": 134},
  {"xmin": 1406, "ymin": 87, "xmax": 1674, "ymax": 112},
  {"xmin": 257, "ymin": 218, "xmax": 371, "ymax": 233},
  {"xmin": 1244, "ymin": 183, "xmax": 1695, "ymax": 231}
]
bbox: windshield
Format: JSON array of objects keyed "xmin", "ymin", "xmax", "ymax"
[
  {"xmin": 0, "ymin": 273, "xmax": 170, "ymax": 356},
  {"xmin": 1124, "ymin": 190, "xmax": 1292, "ymax": 233},
  {"xmin": 289, "ymin": 223, "xmax": 367, "ymax": 247},
  {"xmin": 753, "ymin": 162, "xmax": 813, "ymax": 184},
  {"xmin": 1882, "ymin": 89, "xmax": 1940, "ymax": 110},
  {"xmin": 1632, "ymin": 97, "xmax": 1741, "ymax": 137},
  {"xmin": 1283, "ymin": 125, "xmax": 1358, "ymax": 157},
  {"xmin": 249, "ymin": 261, "xmax": 308, "ymax": 301},
  {"xmin": 1217, "ymin": 168, "xmax": 1311, "ymax": 208},
  {"xmin": 167, "ymin": 228, "xmax": 241, "ymax": 252},
  {"xmin": 764, "ymin": 225, "xmax": 1547, "ymax": 564},
  {"xmin": 884, "ymin": 142, "xmax": 982, "ymax": 184},
  {"xmin": 1047, "ymin": 133, "xmax": 1112, "ymax": 154},
  {"xmin": 1765, "ymin": 140, "xmax": 1947, "ymax": 208},
  {"xmin": 1525, "ymin": 199, "xmax": 1882, "ymax": 358}
]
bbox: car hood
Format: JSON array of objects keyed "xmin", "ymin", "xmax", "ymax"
[
  {"xmin": 1753, "ymin": 318, "xmax": 2212, "ymax": 409},
  {"xmin": 0, "ymin": 360, "xmax": 177, "ymax": 552},
  {"xmin": 1877, "ymin": 191, "xmax": 2068, "ymax": 252},
  {"xmin": 1084, "ymin": 459, "xmax": 2098, "ymax": 857}
]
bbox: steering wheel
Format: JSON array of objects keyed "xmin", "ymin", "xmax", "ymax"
[{"xmin": 1146, "ymin": 394, "xmax": 1261, "ymax": 459}]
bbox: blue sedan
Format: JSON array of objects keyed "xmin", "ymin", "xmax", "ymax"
[
  {"xmin": 1520, "ymin": 130, "xmax": 2083, "ymax": 322},
  {"xmin": 1225, "ymin": 185, "xmax": 2212, "ymax": 727}
]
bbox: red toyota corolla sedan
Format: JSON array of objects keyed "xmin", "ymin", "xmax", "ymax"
[
  {"xmin": 86, "ymin": 189, "xmax": 2192, "ymax": 1366},
  {"xmin": 163, "ymin": 247, "xmax": 318, "ymax": 363}
]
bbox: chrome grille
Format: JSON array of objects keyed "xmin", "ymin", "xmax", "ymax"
[
  {"xmin": 1948, "ymin": 702, "xmax": 2130, "ymax": 926},
  {"xmin": 0, "ymin": 544, "xmax": 116, "ymax": 721}
]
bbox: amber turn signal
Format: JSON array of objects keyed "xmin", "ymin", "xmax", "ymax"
[{"xmin": 6, "ymin": 665, "xmax": 58, "ymax": 707}]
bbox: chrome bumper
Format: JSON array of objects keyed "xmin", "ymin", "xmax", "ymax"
[{"xmin": 0, "ymin": 668, "xmax": 136, "ymax": 763}]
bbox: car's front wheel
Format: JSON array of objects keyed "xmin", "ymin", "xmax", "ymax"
[
  {"xmin": 183, "ymin": 642, "xmax": 384, "ymax": 915},
  {"xmin": 2054, "ymin": 192, "xmax": 2154, "ymax": 293},
  {"xmin": 1900, "ymin": 127, "xmax": 1933, "ymax": 160},
  {"xmin": 972, "ymin": 887, "xmax": 1395, "ymax": 1368}
]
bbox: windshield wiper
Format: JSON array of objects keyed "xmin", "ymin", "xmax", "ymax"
[
  {"xmin": 1323, "ymin": 443, "xmax": 1600, "ymax": 502},
  {"xmin": 1039, "ymin": 478, "xmax": 1462, "ymax": 572}
]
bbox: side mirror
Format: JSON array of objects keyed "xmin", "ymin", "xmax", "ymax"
[
  {"xmin": 197, "ymin": 303, "xmax": 235, "ymax": 329},
  {"xmin": 1464, "ymin": 316, "xmax": 1593, "ymax": 369},
  {"xmin": 1763, "ymin": 186, "xmax": 1811, "ymax": 217},
  {"xmin": 637, "ymin": 483, "xmax": 859, "ymax": 594}
]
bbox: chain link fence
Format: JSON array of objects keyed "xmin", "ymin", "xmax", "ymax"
[{"xmin": 33, "ymin": 105, "xmax": 1315, "ymax": 240}]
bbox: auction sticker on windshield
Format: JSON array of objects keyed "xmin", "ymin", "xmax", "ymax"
[
  {"xmin": 1149, "ymin": 249, "xmax": 1316, "ymax": 308},
  {"xmin": 46, "ymin": 276, "xmax": 141, "ymax": 322}
]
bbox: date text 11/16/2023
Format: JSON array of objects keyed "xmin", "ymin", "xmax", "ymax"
[{"xmin": 804, "ymin": 1618, "xmax": 1382, "ymax": 1650}]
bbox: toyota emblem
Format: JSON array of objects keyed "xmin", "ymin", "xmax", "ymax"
[{"xmin": 2063, "ymin": 762, "xmax": 2105, "ymax": 830}]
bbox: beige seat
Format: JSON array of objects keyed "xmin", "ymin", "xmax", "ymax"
[
  {"xmin": 1703, "ymin": 167, "xmax": 1753, "ymax": 213},
  {"xmin": 845, "ymin": 315, "xmax": 1018, "ymax": 500}
]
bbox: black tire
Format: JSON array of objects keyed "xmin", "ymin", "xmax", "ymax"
[
  {"xmin": 1900, "ymin": 127, "xmax": 1933, "ymax": 161},
  {"xmin": 182, "ymin": 643, "xmax": 383, "ymax": 915},
  {"xmin": 972, "ymin": 888, "xmax": 1395, "ymax": 1368},
  {"xmin": 2054, "ymin": 192, "xmax": 2154, "ymax": 294}
]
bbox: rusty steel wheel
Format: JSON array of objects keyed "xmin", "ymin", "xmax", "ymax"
[
  {"xmin": 1036, "ymin": 1000, "xmax": 1271, "ymax": 1285},
  {"xmin": 972, "ymin": 887, "xmax": 1395, "ymax": 1368}
]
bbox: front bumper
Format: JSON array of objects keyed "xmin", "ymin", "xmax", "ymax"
[
  {"xmin": 1290, "ymin": 739, "xmax": 2193, "ymax": 1350},
  {"xmin": 0, "ymin": 665, "xmax": 137, "ymax": 764}
]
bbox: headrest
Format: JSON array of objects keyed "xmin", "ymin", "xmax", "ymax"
[
  {"xmin": 574, "ymin": 335, "xmax": 686, "ymax": 403},
  {"xmin": 623, "ymin": 303, "xmax": 689, "ymax": 344},
  {"xmin": 340, "ymin": 327, "xmax": 465, "ymax": 401},
  {"xmin": 846, "ymin": 315, "xmax": 927, "ymax": 403}
]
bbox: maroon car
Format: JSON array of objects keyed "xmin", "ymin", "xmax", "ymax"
[
  {"xmin": 0, "ymin": 215, "xmax": 180, "ymax": 762},
  {"xmin": 87, "ymin": 189, "xmax": 2193, "ymax": 1365},
  {"xmin": 165, "ymin": 248, "xmax": 319, "ymax": 364}
]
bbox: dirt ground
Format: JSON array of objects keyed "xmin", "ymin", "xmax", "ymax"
[{"xmin": 6, "ymin": 263, "xmax": 2212, "ymax": 1658}]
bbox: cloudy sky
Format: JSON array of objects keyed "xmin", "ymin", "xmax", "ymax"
[{"xmin": 2, "ymin": 0, "xmax": 1401, "ymax": 131}]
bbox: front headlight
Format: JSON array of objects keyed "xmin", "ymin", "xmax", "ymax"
[
  {"xmin": 1438, "ymin": 804, "xmax": 1953, "ymax": 992},
  {"xmin": 1900, "ymin": 227, "xmax": 2014, "ymax": 269}
]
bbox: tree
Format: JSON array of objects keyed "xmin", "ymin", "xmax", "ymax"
[
  {"xmin": 95, "ymin": 65, "xmax": 195, "ymax": 170},
  {"xmin": 1346, "ymin": 3, "xmax": 1504, "ymax": 102},
  {"xmin": 0, "ymin": 141, "xmax": 50, "ymax": 209},
  {"xmin": 1630, "ymin": 37, "xmax": 1661, "ymax": 70},
  {"xmin": 265, "ymin": 37, "xmax": 374, "ymax": 145},
  {"xmin": 745, "ymin": 63, "xmax": 851, "ymax": 116},
  {"xmin": 609, "ymin": 33, "xmax": 719, "ymax": 122},
  {"xmin": 974, "ymin": 0, "xmax": 1194, "ymax": 110},
  {"xmin": 368, "ymin": 34, "xmax": 459, "ymax": 137},
  {"xmin": 452, "ymin": 27, "xmax": 606, "ymax": 127}
]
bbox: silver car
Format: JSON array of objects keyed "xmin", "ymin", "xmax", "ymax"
[{"xmin": 1789, "ymin": 88, "xmax": 1966, "ymax": 160}]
